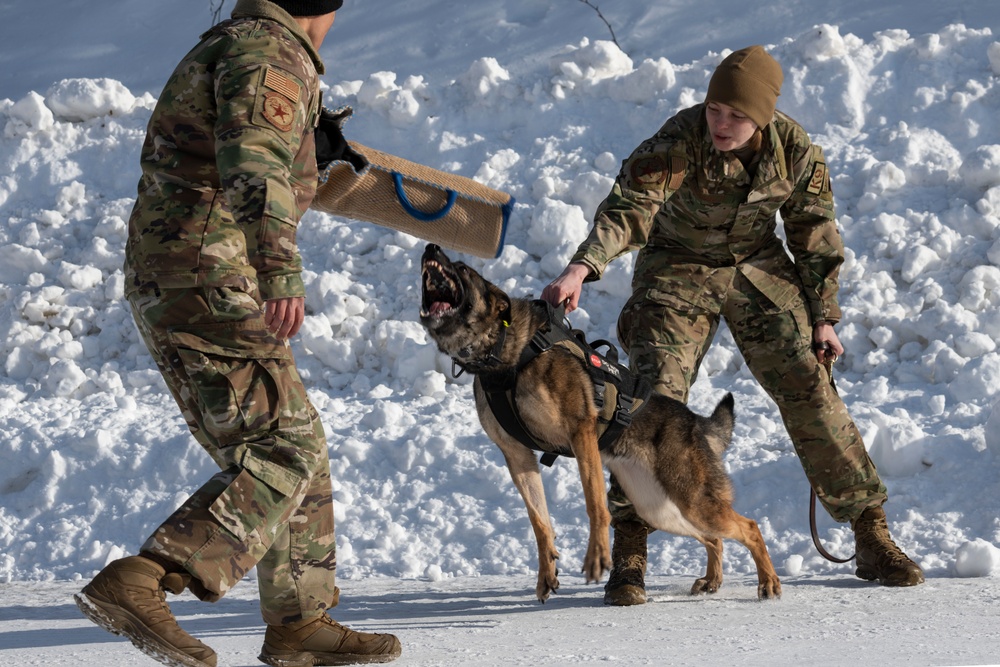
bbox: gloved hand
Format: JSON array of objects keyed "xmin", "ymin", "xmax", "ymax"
[{"xmin": 315, "ymin": 106, "xmax": 368, "ymax": 172}]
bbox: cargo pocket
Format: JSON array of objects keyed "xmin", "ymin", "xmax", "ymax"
[
  {"xmin": 616, "ymin": 287, "xmax": 714, "ymax": 358},
  {"xmin": 208, "ymin": 467, "xmax": 269, "ymax": 546},
  {"xmin": 730, "ymin": 271, "xmax": 813, "ymax": 358},
  {"xmin": 209, "ymin": 457, "xmax": 303, "ymax": 562},
  {"xmin": 168, "ymin": 321, "xmax": 293, "ymax": 443},
  {"xmin": 258, "ymin": 184, "xmax": 300, "ymax": 262}
]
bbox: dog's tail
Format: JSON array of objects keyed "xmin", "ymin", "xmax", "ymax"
[{"xmin": 700, "ymin": 392, "xmax": 735, "ymax": 456}]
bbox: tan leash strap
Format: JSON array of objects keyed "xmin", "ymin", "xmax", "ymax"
[{"xmin": 808, "ymin": 350, "xmax": 856, "ymax": 563}]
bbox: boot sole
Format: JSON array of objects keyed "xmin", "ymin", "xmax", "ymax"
[
  {"xmin": 855, "ymin": 567, "xmax": 925, "ymax": 587},
  {"xmin": 258, "ymin": 647, "xmax": 402, "ymax": 666},
  {"xmin": 74, "ymin": 591, "xmax": 214, "ymax": 667},
  {"xmin": 603, "ymin": 584, "xmax": 647, "ymax": 606}
]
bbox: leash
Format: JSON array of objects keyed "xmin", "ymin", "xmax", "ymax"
[{"xmin": 808, "ymin": 343, "xmax": 856, "ymax": 564}]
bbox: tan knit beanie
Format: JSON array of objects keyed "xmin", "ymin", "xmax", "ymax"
[{"xmin": 705, "ymin": 45, "xmax": 784, "ymax": 129}]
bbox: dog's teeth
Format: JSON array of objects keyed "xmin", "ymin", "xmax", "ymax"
[{"xmin": 430, "ymin": 302, "xmax": 452, "ymax": 316}]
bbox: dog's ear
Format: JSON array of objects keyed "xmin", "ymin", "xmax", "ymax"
[{"xmin": 487, "ymin": 283, "xmax": 511, "ymax": 320}]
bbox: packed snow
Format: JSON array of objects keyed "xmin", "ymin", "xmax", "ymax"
[{"xmin": 1, "ymin": 1, "xmax": 1000, "ymax": 665}]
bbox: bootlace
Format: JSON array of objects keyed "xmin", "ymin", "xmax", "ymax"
[
  {"xmin": 611, "ymin": 523, "xmax": 648, "ymax": 556},
  {"xmin": 608, "ymin": 522, "xmax": 648, "ymax": 588},
  {"xmin": 857, "ymin": 515, "xmax": 910, "ymax": 566},
  {"xmin": 608, "ymin": 555, "xmax": 646, "ymax": 588},
  {"xmin": 131, "ymin": 586, "xmax": 177, "ymax": 629}
]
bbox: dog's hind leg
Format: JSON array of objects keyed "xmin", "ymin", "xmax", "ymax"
[
  {"xmin": 690, "ymin": 536, "xmax": 724, "ymax": 595},
  {"xmin": 735, "ymin": 513, "xmax": 782, "ymax": 599},
  {"xmin": 499, "ymin": 444, "xmax": 561, "ymax": 603},
  {"xmin": 704, "ymin": 509, "xmax": 782, "ymax": 600}
]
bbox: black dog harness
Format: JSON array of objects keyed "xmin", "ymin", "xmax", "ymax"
[{"xmin": 454, "ymin": 300, "xmax": 652, "ymax": 467}]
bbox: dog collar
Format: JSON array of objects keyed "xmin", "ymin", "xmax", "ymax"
[{"xmin": 451, "ymin": 301, "xmax": 512, "ymax": 377}]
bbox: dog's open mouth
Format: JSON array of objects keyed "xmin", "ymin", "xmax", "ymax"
[{"xmin": 420, "ymin": 258, "xmax": 464, "ymax": 319}]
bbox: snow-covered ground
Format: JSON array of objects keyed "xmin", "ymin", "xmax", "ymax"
[
  {"xmin": 2, "ymin": 1, "xmax": 1000, "ymax": 665},
  {"xmin": 4, "ymin": 574, "xmax": 1000, "ymax": 666}
]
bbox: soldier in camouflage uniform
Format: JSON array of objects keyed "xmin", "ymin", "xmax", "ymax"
[
  {"xmin": 74, "ymin": 2, "xmax": 401, "ymax": 665},
  {"xmin": 543, "ymin": 45, "xmax": 924, "ymax": 606}
]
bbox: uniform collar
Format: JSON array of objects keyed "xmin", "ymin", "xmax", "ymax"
[
  {"xmin": 695, "ymin": 112, "xmax": 792, "ymax": 203},
  {"xmin": 743, "ymin": 119, "xmax": 790, "ymax": 199},
  {"xmin": 231, "ymin": 0, "xmax": 326, "ymax": 74}
]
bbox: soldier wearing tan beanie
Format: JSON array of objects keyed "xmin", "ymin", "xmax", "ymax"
[
  {"xmin": 705, "ymin": 45, "xmax": 784, "ymax": 129},
  {"xmin": 545, "ymin": 43, "xmax": 926, "ymax": 606}
]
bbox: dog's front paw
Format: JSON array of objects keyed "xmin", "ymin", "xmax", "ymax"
[
  {"xmin": 757, "ymin": 575, "xmax": 782, "ymax": 600},
  {"xmin": 582, "ymin": 544, "xmax": 612, "ymax": 584},
  {"xmin": 535, "ymin": 550, "xmax": 560, "ymax": 603},
  {"xmin": 536, "ymin": 569, "xmax": 560, "ymax": 603},
  {"xmin": 690, "ymin": 576, "xmax": 722, "ymax": 595}
]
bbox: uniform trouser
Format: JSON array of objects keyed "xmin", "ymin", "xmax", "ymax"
[
  {"xmin": 128, "ymin": 286, "xmax": 338, "ymax": 626},
  {"xmin": 612, "ymin": 271, "xmax": 886, "ymax": 527}
]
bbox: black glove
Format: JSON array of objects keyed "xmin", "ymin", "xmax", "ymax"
[{"xmin": 315, "ymin": 106, "xmax": 367, "ymax": 172}]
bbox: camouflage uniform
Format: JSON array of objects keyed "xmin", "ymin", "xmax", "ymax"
[
  {"xmin": 572, "ymin": 104, "xmax": 887, "ymax": 525},
  {"xmin": 123, "ymin": 0, "xmax": 336, "ymax": 625}
]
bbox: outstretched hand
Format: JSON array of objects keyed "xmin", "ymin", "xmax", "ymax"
[
  {"xmin": 265, "ymin": 296, "xmax": 305, "ymax": 340},
  {"xmin": 541, "ymin": 262, "xmax": 591, "ymax": 313}
]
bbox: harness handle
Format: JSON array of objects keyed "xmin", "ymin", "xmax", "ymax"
[{"xmin": 588, "ymin": 338, "xmax": 620, "ymax": 365}]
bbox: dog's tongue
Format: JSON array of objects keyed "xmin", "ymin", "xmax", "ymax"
[{"xmin": 429, "ymin": 302, "xmax": 452, "ymax": 316}]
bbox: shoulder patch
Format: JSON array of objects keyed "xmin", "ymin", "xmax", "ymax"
[
  {"xmin": 628, "ymin": 155, "xmax": 668, "ymax": 190},
  {"xmin": 262, "ymin": 92, "xmax": 295, "ymax": 132},
  {"xmin": 263, "ymin": 67, "xmax": 300, "ymax": 104},
  {"xmin": 806, "ymin": 162, "xmax": 827, "ymax": 195}
]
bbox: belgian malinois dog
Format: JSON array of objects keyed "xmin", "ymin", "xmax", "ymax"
[{"xmin": 418, "ymin": 244, "xmax": 780, "ymax": 602}]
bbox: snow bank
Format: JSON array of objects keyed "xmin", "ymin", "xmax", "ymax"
[{"xmin": 1, "ymin": 23, "xmax": 999, "ymax": 588}]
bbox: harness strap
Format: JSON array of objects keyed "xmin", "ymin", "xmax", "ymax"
[
  {"xmin": 479, "ymin": 300, "xmax": 651, "ymax": 467},
  {"xmin": 482, "ymin": 385, "xmax": 569, "ymax": 466}
]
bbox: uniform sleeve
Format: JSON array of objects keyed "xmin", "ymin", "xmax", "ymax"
[
  {"xmin": 571, "ymin": 139, "xmax": 685, "ymax": 281},
  {"xmin": 780, "ymin": 142, "xmax": 844, "ymax": 324},
  {"xmin": 213, "ymin": 60, "xmax": 311, "ymax": 300}
]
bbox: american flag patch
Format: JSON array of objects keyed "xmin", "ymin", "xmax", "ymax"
[{"xmin": 263, "ymin": 68, "xmax": 300, "ymax": 104}]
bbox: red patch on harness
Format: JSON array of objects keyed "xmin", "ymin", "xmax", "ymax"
[{"xmin": 590, "ymin": 354, "xmax": 602, "ymax": 368}]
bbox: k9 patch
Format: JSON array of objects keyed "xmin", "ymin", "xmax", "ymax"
[{"xmin": 806, "ymin": 162, "xmax": 827, "ymax": 195}]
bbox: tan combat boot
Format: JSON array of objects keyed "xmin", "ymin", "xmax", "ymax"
[
  {"xmin": 603, "ymin": 520, "xmax": 649, "ymax": 606},
  {"xmin": 853, "ymin": 506, "xmax": 925, "ymax": 586},
  {"xmin": 74, "ymin": 555, "xmax": 216, "ymax": 667},
  {"xmin": 259, "ymin": 614, "xmax": 402, "ymax": 666}
]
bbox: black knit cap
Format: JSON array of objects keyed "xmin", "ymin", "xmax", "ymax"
[{"xmin": 271, "ymin": 0, "xmax": 343, "ymax": 16}]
